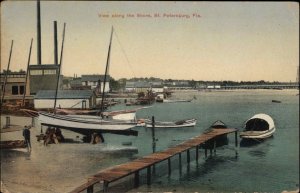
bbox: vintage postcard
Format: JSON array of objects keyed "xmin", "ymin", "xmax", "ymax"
[{"xmin": 1, "ymin": 1, "xmax": 299, "ymax": 193}]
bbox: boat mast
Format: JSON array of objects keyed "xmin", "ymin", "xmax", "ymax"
[
  {"xmin": 22, "ymin": 38, "xmax": 33, "ymax": 107},
  {"xmin": 53, "ymin": 23, "xmax": 66, "ymax": 114},
  {"xmin": 1, "ymin": 40, "xmax": 14, "ymax": 106},
  {"xmin": 99, "ymin": 26, "xmax": 114, "ymax": 114}
]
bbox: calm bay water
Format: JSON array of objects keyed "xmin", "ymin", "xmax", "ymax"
[{"xmin": 1, "ymin": 90, "xmax": 299, "ymax": 193}]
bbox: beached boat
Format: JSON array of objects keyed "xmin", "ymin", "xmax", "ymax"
[
  {"xmin": 0, "ymin": 140, "xmax": 27, "ymax": 149},
  {"xmin": 38, "ymin": 111, "xmax": 137, "ymax": 136},
  {"xmin": 145, "ymin": 118, "xmax": 196, "ymax": 128},
  {"xmin": 240, "ymin": 113, "xmax": 276, "ymax": 140}
]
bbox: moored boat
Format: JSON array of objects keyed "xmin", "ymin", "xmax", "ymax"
[
  {"xmin": 271, "ymin": 100, "xmax": 281, "ymax": 103},
  {"xmin": 201, "ymin": 120, "xmax": 229, "ymax": 148},
  {"xmin": 163, "ymin": 99, "xmax": 193, "ymax": 103},
  {"xmin": 240, "ymin": 113, "xmax": 275, "ymax": 140},
  {"xmin": 145, "ymin": 118, "xmax": 196, "ymax": 128}
]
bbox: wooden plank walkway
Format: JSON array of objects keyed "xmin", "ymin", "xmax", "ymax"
[{"xmin": 69, "ymin": 128, "xmax": 238, "ymax": 193}]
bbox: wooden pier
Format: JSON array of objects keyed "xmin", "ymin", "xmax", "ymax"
[{"xmin": 69, "ymin": 128, "xmax": 238, "ymax": 193}]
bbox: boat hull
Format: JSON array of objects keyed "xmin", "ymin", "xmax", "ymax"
[
  {"xmin": 240, "ymin": 127, "xmax": 276, "ymax": 139},
  {"xmin": 145, "ymin": 119, "xmax": 196, "ymax": 128},
  {"xmin": 38, "ymin": 112, "xmax": 136, "ymax": 132}
]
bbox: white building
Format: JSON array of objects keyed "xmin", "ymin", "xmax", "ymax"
[{"xmin": 81, "ymin": 75, "xmax": 110, "ymax": 92}]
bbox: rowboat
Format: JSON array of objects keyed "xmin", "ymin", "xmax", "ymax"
[
  {"xmin": 240, "ymin": 113, "xmax": 276, "ymax": 140},
  {"xmin": 145, "ymin": 118, "xmax": 196, "ymax": 128},
  {"xmin": 163, "ymin": 99, "xmax": 193, "ymax": 103}
]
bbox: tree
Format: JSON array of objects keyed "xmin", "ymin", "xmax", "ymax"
[{"xmin": 110, "ymin": 78, "xmax": 121, "ymax": 91}]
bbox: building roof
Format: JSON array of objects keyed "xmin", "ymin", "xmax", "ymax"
[
  {"xmin": 35, "ymin": 90, "xmax": 94, "ymax": 99},
  {"xmin": 81, "ymin": 75, "xmax": 110, "ymax": 82}
]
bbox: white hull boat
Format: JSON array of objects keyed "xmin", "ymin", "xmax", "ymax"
[
  {"xmin": 240, "ymin": 113, "xmax": 276, "ymax": 139},
  {"xmin": 163, "ymin": 99, "xmax": 192, "ymax": 103},
  {"xmin": 38, "ymin": 112, "xmax": 136, "ymax": 135},
  {"xmin": 145, "ymin": 118, "xmax": 196, "ymax": 128}
]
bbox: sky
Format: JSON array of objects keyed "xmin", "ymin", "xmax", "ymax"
[{"xmin": 1, "ymin": 1, "xmax": 299, "ymax": 82}]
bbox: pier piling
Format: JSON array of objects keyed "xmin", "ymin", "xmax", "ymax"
[
  {"xmin": 134, "ymin": 171, "xmax": 139, "ymax": 187},
  {"xmin": 103, "ymin": 181, "xmax": 108, "ymax": 193},
  {"xmin": 179, "ymin": 153, "xmax": 182, "ymax": 174},
  {"xmin": 187, "ymin": 149, "xmax": 190, "ymax": 164},
  {"xmin": 147, "ymin": 166, "xmax": 151, "ymax": 185},
  {"xmin": 213, "ymin": 139, "xmax": 216, "ymax": 153},
  {"xmin": 196, "ymin": 145, "xmax": 199, "ymax": 161},
  {"xmin": 168, "ymin": 158, "xmax": 171, "ymax": 176},
  {"xmin": 87, "ymin": 185, "xmax": 93, "ymax": 193},
  {"xmin": 235, "ymin": 130, "xmax": 239, "ymax": 157}
]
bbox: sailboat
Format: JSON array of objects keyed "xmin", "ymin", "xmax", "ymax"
[{"xmin": 37, "ymin": 26, "xmax": 138, "ymax": 136}]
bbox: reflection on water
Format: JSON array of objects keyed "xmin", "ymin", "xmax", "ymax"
[{"xmin": 240, "ymin": 136, "xmax": 274, "ymax": 147}]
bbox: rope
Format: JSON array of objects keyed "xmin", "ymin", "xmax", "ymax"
[{"xmin": 114, "ymin": 29, "xmax": 136, "ymax": 78}]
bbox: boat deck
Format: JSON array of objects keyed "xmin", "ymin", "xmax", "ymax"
[{"xmin": 69, "ymin": 128, "xmax": 238, "ymax": 193}]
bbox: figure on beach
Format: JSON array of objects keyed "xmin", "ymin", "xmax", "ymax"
[{"xmin": 23, "ymin": 125, "xmax": 31, "ymax": 151}]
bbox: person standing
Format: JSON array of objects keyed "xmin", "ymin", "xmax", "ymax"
[{"xmin": 23, "ymin": 125, "xmax": 31, "ymax": 151}]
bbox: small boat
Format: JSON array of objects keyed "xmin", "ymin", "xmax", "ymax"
[
  {"xmin": 240, "ymin": 113, "xmax": 275, "ymax": 140},
  {"xmin": 201, "ymin": 120, "xmax": 229, "ymax": 148},
  {"xmin": 145, "ymin": 118, "xmax": 196, "ymax": 128},
  {"xmin": 272, "ymin": 100, "xmax": 281, "ymax": 103},
  {"xmin": 0, "ymin": 140, "xmax": 27, "ymax": 149},
  {"xmin": 163, "ymin": 99, "xmax": 193, "ymax": 103}
]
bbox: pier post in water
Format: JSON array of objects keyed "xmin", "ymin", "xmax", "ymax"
[
  {"xmin": 213, "ymin": 139, "xmax": 217, "ymax": 154},
  {"xmin": 151, "ymin": 116, "xmax": 156, "ymax": 174},
  {"xmin": 187, "ymin": 149, "xmax": 190, "ymax": 164},
  {"xmin": 196, "ymin": 145, "xmax": 199, "ymax": 162},
  {"xmin": 147, "ymin": 166, "xmax": 151, "ymax": 185},
  {"xmin": 179, "ymin": 153, "xmax": 182, "ymax": 174},
  {"xmin": 103, "ymin": 181, "xmax": 108, "ymax": 193},
  {"xmin": 87, "ymin": 185, "xmax": 93, "ymax": 193},
  {"xmin": 235, "ymin": 130, "xmax": 238, "ymax": 157},
  {"xmin": 168, "ymin": 158, "xmax": 171, "ymax": 176},
  {"xmin": 134, "ymin": 171, "xmax": 139, "ymax": 187}
]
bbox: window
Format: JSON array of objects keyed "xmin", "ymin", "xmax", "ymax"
[
  {"xmin": 44, "ymin": 69, "xmax": 56, "ymax": 75},
  {"xmin": 12, "ymin": 86, "xmax": 18, "ymax": 95},
  {"xmin": 30, "ymin": 70, "xmax": 43, "ymax": 75},
  {"xmin": 20, "ymin": 86, "xmax": 25, "ymax": 95}
]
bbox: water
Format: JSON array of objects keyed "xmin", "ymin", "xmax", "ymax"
[{"xmin": 1, "ymin": 90, "xmax": 299, "ymax": 193}]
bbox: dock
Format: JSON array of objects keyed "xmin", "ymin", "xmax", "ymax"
[{"xmin": 69, "ymin": 128, "xmax": 238, "ymax": 193}]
